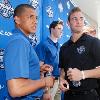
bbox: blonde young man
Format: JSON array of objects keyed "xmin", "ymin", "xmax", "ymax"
[{"xmin": 59, "ymin": 7, "xmax": 100, "ymax": 100}]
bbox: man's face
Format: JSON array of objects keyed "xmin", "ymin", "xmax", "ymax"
[
  {"xmin": 68, "ymin": 11, "xmax": 84, "ymax": 34},
  {"xmin": 14, "ymin": 8, "xmax": 37, "ymax": 35},
  {"xmin": 51, "ymin": 24, "xmax": 63, "ymax": 39}
]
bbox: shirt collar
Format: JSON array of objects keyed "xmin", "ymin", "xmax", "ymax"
[
  {"xmin": 68, "ymin": 33, "xmax": 87, "ymax": 45},
  {"xmin": 47, "ymin": 37, "xmax": 59, "ymax": 48}
]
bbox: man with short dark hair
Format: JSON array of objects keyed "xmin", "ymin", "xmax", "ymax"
[
  {"xmin": 36, "ymin": 21, "xmax": 63, "ymax": 100},
  {"xmin": 59, "ymin": 7, "xmax": 100, "ymax": 100},
  {"xmin": 4, "ymin": 4, "xmax": 54, "ymax": 100}
]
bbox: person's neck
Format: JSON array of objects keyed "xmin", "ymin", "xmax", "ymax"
[
  {"xmin": 16, "ymin": 26, "xmax": 29, "ymax": 36},
  {"xmin": 71, "ymin": 32, "xmax": 83, "ymax": 43},
  {"xmin": 50, "ymin": 34, "xmax": 58, "ymax": 43}
]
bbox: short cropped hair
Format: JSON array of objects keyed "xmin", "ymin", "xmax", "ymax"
[
  {"xmin": 49, "ymin": 21, "xmax": 63, "ymax": 33},
  {"xmin": 68, "ymin": 7, "xmax": 82, "ymax": 22},
  {"xmin": 13, "ymin": 4, "xmax": 34, "ymax": 17}
]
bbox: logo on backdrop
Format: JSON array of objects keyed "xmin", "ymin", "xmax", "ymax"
[
  {"xmin": 0, "ymin": 49, "xmax": 4, "ymax": 69},
  {"xmin": 46, "ymin": 6, "xmax": 53, "ymax": 18},
  {"xmin": 0, "ymin": 30, "xmax": 12, "ymax": 36},
  {"xmin": 29, "ymin": 33, "xmax": 38, "ymax": 47},
  {"xmin": 29, "ymin": 0, "xmax": 39, "ymax": 9},
  {"xmin": 0, "ymin": 0, "xmax": 14, "ymax": 18}
]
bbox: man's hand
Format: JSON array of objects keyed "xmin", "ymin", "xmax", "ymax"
[
  {"xmin": 41, "ymin": 64, "xmax": 53, "ymax": 73},
  {"xmin": 59, "ymin": 77, "xmax": 69, "ymax": 92},
  {"xmin": 67, "ymin": 68, "xmax": 83, "ymax": 81},
  {"xmin": 40, "ymin": 61, "xmax": 53, "ymax": 73}
]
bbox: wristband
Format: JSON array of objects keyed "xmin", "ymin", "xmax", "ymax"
[{"xmin": 81, "ymin": 71, "xmax": 85, "ymax": 80}]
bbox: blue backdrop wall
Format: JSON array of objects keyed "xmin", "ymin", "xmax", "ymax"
[{"xmin": 0, "ymin": 0, "xmax": 74, "ymax": 99}]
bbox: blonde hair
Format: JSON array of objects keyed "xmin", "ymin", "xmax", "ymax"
[{"xmin": 83, "ymin": 25, "xmax": 96, "ymax": 37}]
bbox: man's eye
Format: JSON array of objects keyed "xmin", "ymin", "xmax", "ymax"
[{"xmin": 72, "ymin": 17, "xmax": 77, "ymax": 20}]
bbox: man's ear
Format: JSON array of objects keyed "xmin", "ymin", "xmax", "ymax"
[
  {"xmin": 66, "ymin": 21, "xmax": 70, "ymax": 28},
  {"xmin": 67, "ymin": 21, "xmax": 70, "ymax": 27},
  {"xmin": 14, "ymin": 16, "xmax": 20, "ymax": 24}
]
